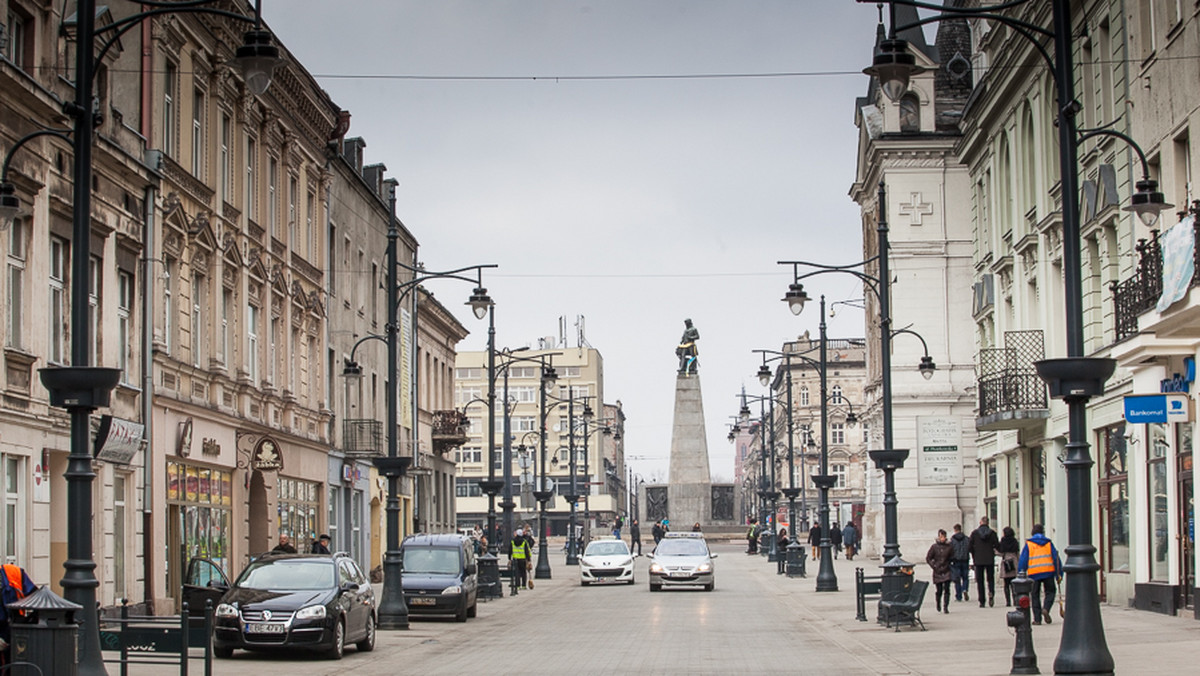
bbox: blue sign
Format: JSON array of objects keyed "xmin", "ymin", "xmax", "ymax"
[{"xmin": 1124, "ymin": 394, "xmax": 1190, "ymax": 424}]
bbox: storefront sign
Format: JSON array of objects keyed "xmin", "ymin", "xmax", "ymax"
[
  {"xmin": 94, "ymin": 415, "xmax": 145, "ymax": 465},
  {"xmin": 342, "ymin": 464, "xmax": 363, "ymax": 483},
  {"xmin": 1160, "ymin": 357, "xmax": 1195, "ymax": 394},
  {"xmin": 251, "ymin": 436, "xmax": 283, "ymax": 471},
  {"xmin": 917, "ymin": 416, "xmax": 963, "ymax": 485},
  {"xmin": 1123, "ymin": 394, "xmax": 1191, "ymax": 424}
]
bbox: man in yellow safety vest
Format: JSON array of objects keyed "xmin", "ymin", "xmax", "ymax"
[
  {"xmin": 1017, "ymin": 523, "xmax": 1063, "ymax": 625},
  {"xmin": 509, "ymin": 528, "xmax": 531, "ymax": 589}
]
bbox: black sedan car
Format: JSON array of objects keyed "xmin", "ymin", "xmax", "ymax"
[{"xmin": 211, "ymin": 552, "xmax": 375, "ymax": 660}]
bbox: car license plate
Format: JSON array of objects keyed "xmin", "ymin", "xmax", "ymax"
[
  {"xmin": 245, "ymin": 623, "xmax": 286, "ymax": 634},
  {"xmin": 410, "ymin": 597, "xmax": 437, "ymax": 606},
  {"xmin": 670, "ymin": 571, "xmax": 691, "ymax": 578}
]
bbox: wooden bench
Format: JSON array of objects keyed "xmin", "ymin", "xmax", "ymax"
[{"xmin": 880, "ymin": 579, "xmax": 929, "ymax": 631}]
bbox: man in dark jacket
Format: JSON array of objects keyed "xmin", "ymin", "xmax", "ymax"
[
  {"xmin": 969, "ymin": 516, "xmax": 1001, "ymax": 607},
  {"xmin": 630, "ymin": 519, "xmax": 642, "ymax": 555},
  {"xmin": 830, "ymin": 522, "xmax": 843, "ymax": 559},
  {"xmin": 949, "ymin": 524, "xmax": 971, "ymax": 602}
]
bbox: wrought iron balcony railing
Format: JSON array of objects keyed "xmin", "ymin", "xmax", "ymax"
[
  {"xmin": 1111, "ymin": 205, "xmax": 1200, "ymax": 343},
  {"xmin": 976, "ymin": 330, "xmax": 1049, "ymax": 430}
]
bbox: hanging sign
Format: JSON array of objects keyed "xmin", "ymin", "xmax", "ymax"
[
  {"xmin": 94, "ymin": 416, "xmax": 145, "ymax": 465},
  {"xmin": 1124, "ymin": 394, "xmax": 1191, "ymax": 424},
  {"xmin": 251, "ymin": 436, "xmax": 283, "ymax": 471}
]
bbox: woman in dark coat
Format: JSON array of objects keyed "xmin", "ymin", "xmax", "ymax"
[
  {"xmin": 998, "ymin": 526, "xmax": 1021, "ymax": 606},
  {"xmin": 926, "ymin": 529, "xmax": 955, "ymax": 614}
]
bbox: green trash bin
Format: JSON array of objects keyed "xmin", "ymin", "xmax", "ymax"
[{"xmin": 7, "ymin": 586, "xmax": 82, "ymax": 676}]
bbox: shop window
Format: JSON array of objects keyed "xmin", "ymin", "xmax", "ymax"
[
  {"xmin": 165, "ymin": 461, "xmax": 233, "ymax": 601},
  {"xmin": 1099, "ymin": 424, "xmax": 1129, "ymax": 573},
  {"xmin": 983, "ymin": 459, "xmax": 998, "ymax": 526},
  {"xmin": 278, "ymin": 476, "xmax": 321, "ymax": 554},
  {"xmin": 3, "ymin": 455, "xmax": 25, "ymax": 565},
  {"xmin": 1148, "ymin": 423, "xmax": 1169, "ymax": 581},
  {"xmin": 1030, "ymin": 447, "xmax": 1046, "ymax": 528},
  {"xmin": 1006, "ymin": 453, "xmax": 1021, "ymax": 534}
]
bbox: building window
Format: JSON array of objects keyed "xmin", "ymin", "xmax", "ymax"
[
  {"xmin": 861, "ymin": 422, "xmax": 870, "ymax": 444},
  {"xmin": 800, "ymin": 386, "xmax": 809, "ymax": 407},
  {"xmin": 88, "ymin": 257, "xmax": 101, "ymax": 366},
  {"xmin": 1148, "ymin": 422, "xmax": 1169, "ymax": 581},
  {"xmin": 1098, "ymin": 424, "xmax": 1129, "ymax": 574},
  {"xmin": 306, "ymin": 186, "xmax": 316, "ymax": 259},
  {"xmin": 288, "ymin": 177, "xmax": 297, "ymax": 247},
  {"xmin": 267, "ymin": 158, "xmax": 279, "ymax": 238},
  {"xmin": 113, "ymin": 473, "xmax": 127, "ymax": 598},
  {"xmin": 899, "ymin": 93, "xmax": 920, "ymax": 132},
  {"xmin": 163, "ymin": 256, "xmax": 174, "ymax": 354},
  {"xmin": 4, "ymin": 8, "xmax": 31, "ymax": 71},
  {"xmin": 191, "ymin": 89, "xmax": 204, "ymax": 177},
  {"xmin": 117, "ymin": 271, "xmax": 133, "ymax": 383},
  {"xmin": 983, "ymin": 459, "xmax": 998, "ymax": 526},
  {"xmin": 166, "ymin": 461, "xmax": 232, "ymax": 595},
  {"xmin": 830, "ymin": 422, "xmax": 845, "ymax": 445},
  {"xmin": 247, "ymin": 304, "xmax": 259, "ymax": 383},
  {"xmin": 830, "ymin": 385, "xmax": 843, "ymax": 404},
  {"xmin": 1030, "ymin": 447, "xmax": 1046, "ymax": 528},
  {"xmin": 7, "ymin": 220, "xmax": 27, "ymax": 349},
  {"xmin": 278, "ymin": 477, "xmax": 321, "ymax": 554},
  {"xmin": 351, "ymin": 490, "xmax": 362, "ymax": 563},
  {"xmin": 3, "ymin": 455, "xmax": 25, "ymax": 565},
  {"xmin": 163, "ymin": 62, "xmax": 177, "ymax": 157},
  {"xmin": 220, "ymin": 114, "xmax": 231, "ymax": 201},
  {"xmin": 49, "ymin": 236, "xmax": 67, "ymax": 364},
  {"xmin": 832, "ymin": 462, "xmax": 847, "ymax": 488},
  {"xmin": 327, "ymin": 485, "xmax": 339, "ymax": 551},
  {"xmin": 268, "ymin": 315, "xmax": 278, "ymax": 385},
  {"xmin": 221, "ymin": 288, "xmax": 232, "ymax": 365},
  {"xmin": 191, "ymin": 273, "xmax": 205, "ymax": 367},
  {"xmin": 245, "ymin": 138, "xmax": 257, "ymax": 221},
  {"xmin": 1006, "ymin": 453, "xmax": 1020, "ymax": 534}
]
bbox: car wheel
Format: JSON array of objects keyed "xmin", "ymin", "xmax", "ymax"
[
  {"xmin": 213, "ymin": 644, "xmax": 234, "ymax": 659},
  {"xmin": 326, "ymin": 618, "xmax": 345, "ymax": 660},
  {"xmin": 356, "ymin": 613, "xmax": 376, "ymax": 652},
  {"xmin": 650, "ymin": 583, "xmax": 661, "ymax": 592},
  {"xmin": 628, "ymin": 578, "xmax": 636, "ymax": 585},
  {"xmin": 704, "ymin": 582, "xmax": 714, "ymax": 592},
  {"xmin": 454, "ymin": 599, "xmax": 468, "ymax": 622},
  {"xmin": 467, "ymin": 598, "xmax": 478, "ymax": 618},
  {"xmin": 580, "ymin": 580, "xmax": 589, "ymax": 587}
]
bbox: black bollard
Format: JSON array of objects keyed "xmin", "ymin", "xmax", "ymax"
[{"xmin": 1006, "ymin": 575, "xmax": 1039, "ymax": 674}]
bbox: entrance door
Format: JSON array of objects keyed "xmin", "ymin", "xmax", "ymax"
[{"xmin": 1178, "ymin": 424, "xmax": 1193, "ymax": 612}]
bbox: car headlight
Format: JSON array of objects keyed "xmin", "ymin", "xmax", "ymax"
[
  {"xmin": 295, "ymin": 604, "xmax": 327, "ymax": 620},
  {"xmin": 441, "ymin": 585, "xmax": 462, "ymax": 595},
  {"xmin": 697, "ymin": 563, "xmax": 713, "ymax": 573},
  {"xmin": 619, "ymin": 558, "xmax": 633, "ymax": 567},
  {"xmin": 215, "ymin": 603, "xmax": 238, "ymax": 619},
  {"xmin": 649, "ymin": 563, "xmax": 664, "ymax": 573},
  {"xmin": 580, "ymin": 558, "xmax": 594, "ymax": 567}
]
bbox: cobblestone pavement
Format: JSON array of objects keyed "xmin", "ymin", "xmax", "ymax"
[{"xmin": 121, "ymin": 540, "xmax": 1200, "ymax": 675}]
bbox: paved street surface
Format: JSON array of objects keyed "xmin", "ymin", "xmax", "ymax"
[{"xmin": 128, "ymin": 541, "xmax": 1200, "ymax": 675}]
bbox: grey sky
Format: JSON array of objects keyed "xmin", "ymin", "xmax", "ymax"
[{"xmin": 268, "ymin": 1, "xmax": 881, "ymax": 482}]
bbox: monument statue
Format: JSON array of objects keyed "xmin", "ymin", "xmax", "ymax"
[{"xmin": 676, "ymin": 318, "xmax": 699, "ymax": 374}]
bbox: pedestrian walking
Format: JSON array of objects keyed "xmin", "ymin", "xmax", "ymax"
[
  {"xmin": 630, "ymin": 519, "xmax": 642, "ymax": 555},
  {"xmin": 509, "ymin": 528, "xmax": 532, "ymax": 590},
  {"xmin": 830, "ymin": 522, "xmax": 843, "ymax": 559},
  {"xmin": 310, "ymin": 533, "xmax": 332, "ymax": 554},
  {"xmin": 651, "ymin": 520, "xmax": 664, "ymax": 553},
  {"xmin": 746, "ymin": 518, "xmax": 759, "ymax": 554},
  {"xmin": 0, "ymin": 562, "xmax": 36, "ymax": 668},
  {"xmin": 925, "ymin": 529, "xmax": 954, "ymax": 614},
  {"xmin": 969, "ymin": 516, "xmax": 1000, "ymax": 607},
  {"xmin": 949, "ymin": 523, "xmax": 971, "ymax": 602},
  {"xmin": 271, "ymin": 533, "xmax": 298, "ymax": 554},
  {"xmin": 842, "ymin": 522, "xmax": 858, "ymax": 560},
  {"xmin": 998, "ymin": 526, "xmax": 1021, "ymax": 606},
  {"xmin": 1018, "ymin": 523, "xmax": 1063, "ymax": 625},
  {"xmin": 692, "ymin": 522, "xmax": 702, "ymax": 532},
  {"xmin": 612, "ymin": 516, "xmax": 623, "ymax": 539},
  {"xmin": 807, "ymin": 523, "xmax": 822, "ymax": 559},
  {"xmin": 778, "ymin": 527, "xmax": 789, "ymax": 548}
]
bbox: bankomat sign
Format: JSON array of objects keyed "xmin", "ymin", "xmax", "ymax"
[{"xmin": 1123, "ymin": 393, "xmax": 1191, "ymax": 424}]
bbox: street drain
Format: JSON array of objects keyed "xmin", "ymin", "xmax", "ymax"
[{"xmin": 421, "ymin": 639, "xmax": 439, "ymax": 645}]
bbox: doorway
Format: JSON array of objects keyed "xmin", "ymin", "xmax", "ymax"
[
  {"xmin": 248, "ymin": 470, "xmax": 268, "ymax": 555},
  {"xmin": 1179, "ymin": 423, "xmax": 1194, "ymax": 612}
]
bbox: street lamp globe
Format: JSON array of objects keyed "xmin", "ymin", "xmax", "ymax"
[
  {"xmin": 757, "ymin": 364, "xmax": 773, "ymax": 387},
  {"xmin": 234, "ymin": 30, "xmax": 281, "ymax": 96},
  {"xmin": 783, "ymin": 282, "xmax": 809, "ymax": 316},
  {"xmin": 919, "ymin": 355, "xmax": 937, "ymax": 380},
  {"xmin": 1123, "ymin": 178, "xmax": 1174, "ymax": 227},
  {"xmin": 541, "ymin": 366, "xmax": 558, "ymax": 393},
  {"xmin": 862, "ymin": 38, "xmax": 924, "ymax": 103},
  {"xmin": 582, "ymin": 404, "xmax": 595, "ymax": 424},
  {"xmin": 845, "ymin": 412, "xmax": 858, "ymax": 428},
  {"xmin": 467, "ymin": 286, "xmax": 492, "ymax": 320}
]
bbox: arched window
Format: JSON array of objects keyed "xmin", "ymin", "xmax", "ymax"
[
  {"xmin": 899, "ymin": 93, "xmax": 920, "ymax": 132},
  {"xmin": 831, "ymin": 385, "xmax": 844, "ymax": 404}
]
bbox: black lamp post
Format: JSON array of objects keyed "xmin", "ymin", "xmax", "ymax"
[
  {"xmin": 863, "ymin": 2, "xmax": 1171, "ymax": 671},
  {"xmin": 755, "ymin": 350, "xmax": 805, "ymax": 579},
  {"xmin": 533, "ymin": 363, "xmax": 558, "ymax": 579},
  {"xmin": 0, "ymin": 3, "xmax": 280, "ymax": 673}
]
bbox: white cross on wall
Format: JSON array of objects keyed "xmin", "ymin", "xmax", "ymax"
[{"xmin": 897, "ymin": 192, "xmax": 934, "ymax": 226}]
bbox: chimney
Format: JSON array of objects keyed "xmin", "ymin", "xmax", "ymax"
[
  {"xmin": 343, "ymin": 137, "xmax": 366, "ymax": 173},
  {"xmin": 361, "ymin": 163, "xmax": 387, "ymax": 199}
]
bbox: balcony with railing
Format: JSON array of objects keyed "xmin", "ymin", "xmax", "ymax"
[
  {"xmin": 431, "ymin": 409, "xmax": 469, "ymax": 453},
  {"xmin": 1111, "ymin": 209, "xmax": 1200, "ymax": 343},
  {"xmin": 976, "ymin": 330, "xmax": 1049, "ymax": 432}
]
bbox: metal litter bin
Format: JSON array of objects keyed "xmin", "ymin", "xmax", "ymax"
[{"xmin": 7, "ymin": 586, "xmax": 82, "ymax": 676}]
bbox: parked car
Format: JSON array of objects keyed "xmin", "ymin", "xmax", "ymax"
[
  {"xmin": 579, "ymin": 538, "xmax": 635, "ymax": 586},
  {"xmin": 210, "ymin": 552, "xmax": 376, "ymax": 660},
  {"xmin": 648, "ymin": 532, "xmax": 717, "ymax": 592},
  {"xmin": 400, "ymin": 533, "xmax": 479, "ymax": 621}
]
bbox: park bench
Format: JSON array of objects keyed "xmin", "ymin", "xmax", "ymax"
[
  {"xmin": 880, "ymin": 579, "xmax": 929, "ymax": 632},
  {"xmin": 855, "ymin": 567, "xmax": 883, "ymax": 622}
]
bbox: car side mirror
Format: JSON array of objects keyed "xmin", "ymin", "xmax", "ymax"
[
  {"xmin": 341, "ymin": 582, "xmax": 360, "ymax": 592},
  {"xmin": 465, "ymin": 563, "xmax": 477, "ymax": 576},
  {"xmin": 710, "ymin": 553, "xmax": 719, "ymax": 559}
]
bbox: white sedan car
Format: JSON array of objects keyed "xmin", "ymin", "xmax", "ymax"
[{"xmin": 579, "ymin": 539, "xmax": 636, "ymax": 585}]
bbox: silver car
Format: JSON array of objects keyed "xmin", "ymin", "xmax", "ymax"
[
  {"xmin": 579, "ymin": 539, "xmax": 636, "ymax": 585},
  {"xmin": 648, "ymin": 533, "xmax": 716, "ymax": 591}
]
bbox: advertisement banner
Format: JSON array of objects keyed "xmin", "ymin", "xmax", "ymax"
[
  {"xmin": 400, "ymin": 307, "xmax": 412, "ymax": 429},
  {"xmin": 917, "ymin": 416, "xmax": 963, "ymax": 485}
]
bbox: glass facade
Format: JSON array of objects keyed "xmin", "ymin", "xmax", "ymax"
[{"xmin": 166, "ymin": 461, "xmax": 233, "ymax": 600}]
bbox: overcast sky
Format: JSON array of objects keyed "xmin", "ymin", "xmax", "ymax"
[{"xmin": 268, "ymin": 1, "xmax": 884, "ymax": 483}]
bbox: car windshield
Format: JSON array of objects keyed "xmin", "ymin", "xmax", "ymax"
[
  {"xmin": 655, "ymin": 539, "xmax": 709, "ymax": 557},
  {"xmin": 237, "ymin": 560, "xmax": 334, "ymax": 591},
  {"xmin": 584, "ymin": 541, "xmax": 629, "ymax": 557},
  {"xmin": 403, "ymin": 547, "xmax": 461, "ymax": 574}
]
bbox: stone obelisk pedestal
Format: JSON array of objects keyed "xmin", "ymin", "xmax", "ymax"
[{"xmin": 667, "ymin": 372, "xmax": 711, "ymax": 528}]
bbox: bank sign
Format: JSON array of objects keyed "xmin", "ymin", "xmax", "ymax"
[{"xmin": 1123, "ymin": 394, "xmax": 1191, "ymax": 424}]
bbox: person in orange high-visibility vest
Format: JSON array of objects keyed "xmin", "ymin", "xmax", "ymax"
[
  {"xmin": 0, "ymin": 563, "xmax": 37, "ymax": 666},
  {"xmin": 1017, "ymin": 523, "xmax": 1063, "ymax": 625}
]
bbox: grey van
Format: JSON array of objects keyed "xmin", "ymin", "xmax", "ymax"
[{"xmin": 400, "ymin": 533, "xmax": 479, "ymax": 621}]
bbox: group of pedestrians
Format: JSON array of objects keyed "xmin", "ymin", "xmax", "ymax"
[
  {"xmin": 805, "ymin": 521, "xmax": 859, "ymax": 559},
  {"xmin": 926, "ymin": 517, "xmax": 1062, "ymax": 624}
]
